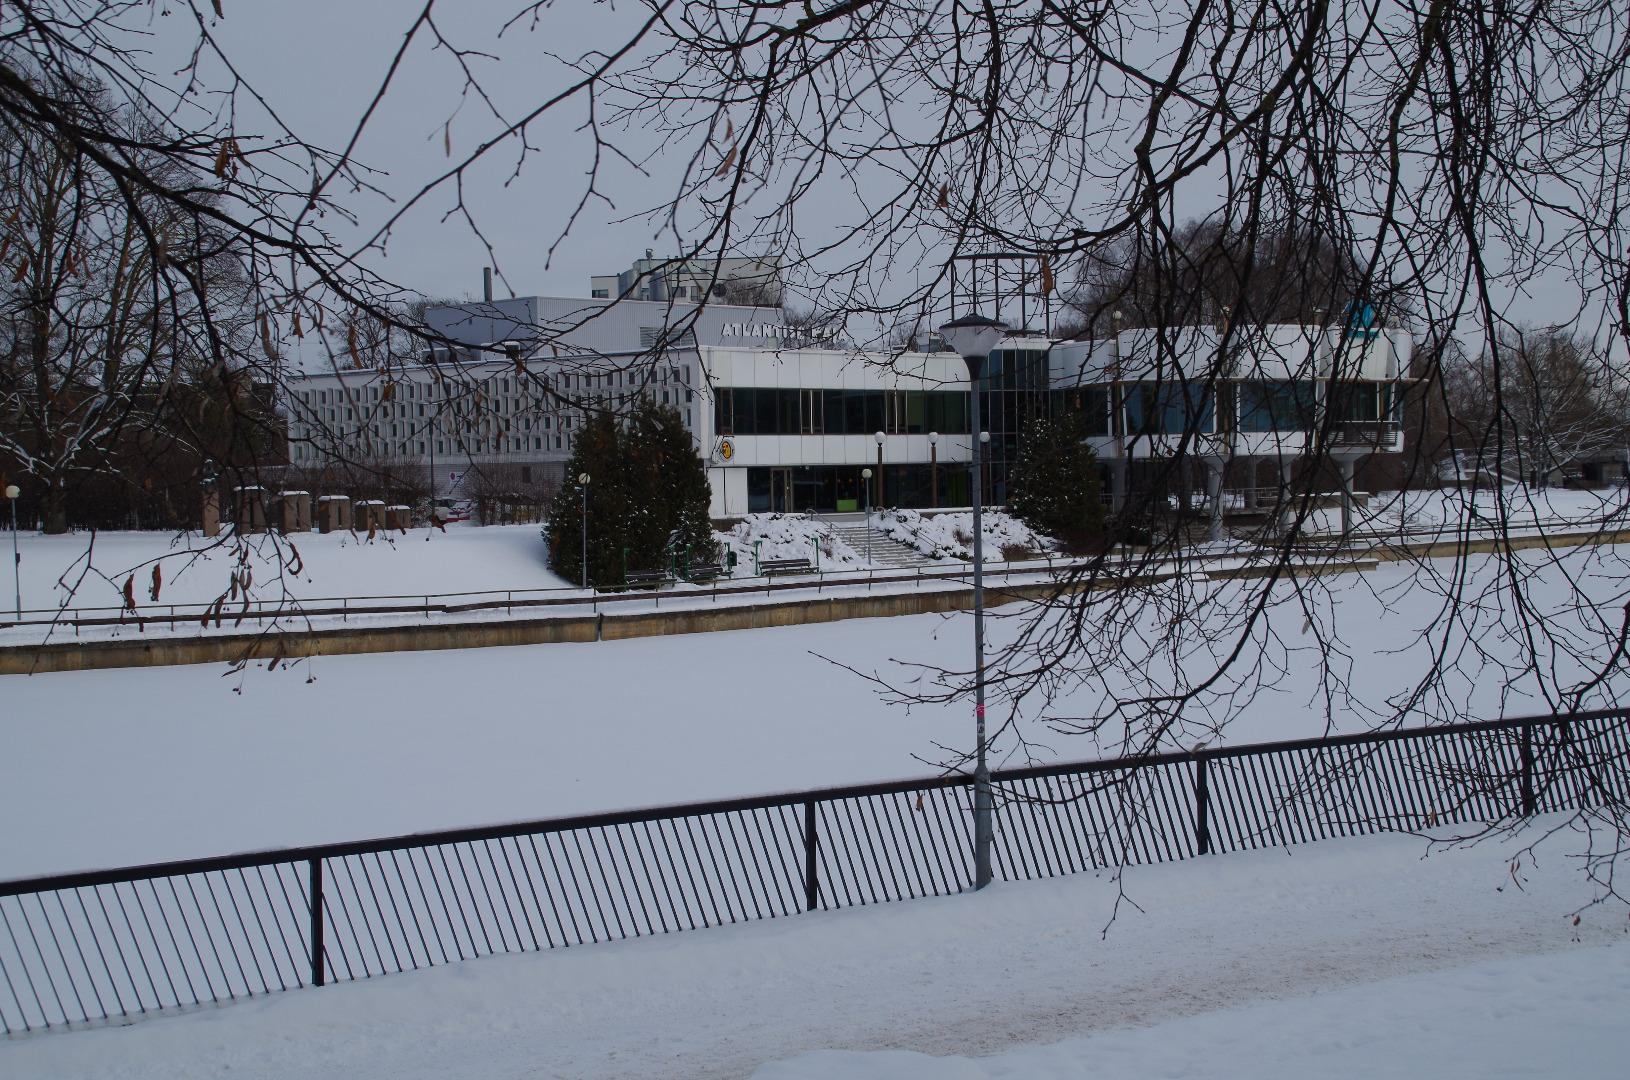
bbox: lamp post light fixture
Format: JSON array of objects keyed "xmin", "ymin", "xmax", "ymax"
[
  {"xmin": 937, "ymin": 312, "xmax": 1008, "ymax": 891},
  {"xmin": 874, "ymin": 430, "xmax": 886, "ymax": 511},
  {"xmin": 5, "ymin": 483, "xmax": 19, "ymax": 619},
  {"xmin": 861, "ymin": 468, "xmax": 874, "ymax": 564},
  {"xmin": 929, "ymin": 431, "xmax": 939, "ymax": 508},
  {"xmin": 577, "ymin": 472, "xmax": 591, "ymax": 590}
]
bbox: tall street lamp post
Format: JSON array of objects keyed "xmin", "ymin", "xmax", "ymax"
[
  {"xmin": 874, "ymin": 430, "xmax": 885, "ymax": 509},
  {"xmin": 873, "ymin": 430, "xmax": 886, "ymax": 559},
  {"xmin": 929, "ymin": 431, "xmax": 939, "ymax": 508},
  {"xmin": 577, "ymin": 473, "xmax": 590, "ymax": 590},
  {"xmin": 861, "ymin": 468, "xmax": 874, "ymax": 564},
  {"xmin": 5, "ymin": 484, "xmax": 19, "ymax": 619},
  {"xmin": 938, "ymin": 312, "xmax": 1008, "ymax": 890}
]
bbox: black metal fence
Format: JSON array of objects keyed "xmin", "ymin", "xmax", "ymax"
[{"xmin": 2, "ymin": 710, "xmax": 1627, "ymax": 1034}]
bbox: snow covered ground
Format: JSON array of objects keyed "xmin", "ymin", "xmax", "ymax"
[
  {"xmin": 0, "ymin": 522, "xmax": 574, "ymax": 619},
  {"xmin": 1, "ymin": 486, "xmax": 1620, "ymax": 628},
  {"xmin": 717, "ymin": 510, "xmax": 1055, "ymax": 568},
  {"xmin": 877, "ymin": 508, "xmax": 1053, "ymax": 561},
  {"xmin": 1318, "ymin": 483, "xmax": 1630, "ymax": 537},
  {"xmin": 4, "ymin": 507, "xmax": 1628, "ymax": 1075},
  {"xmin": 1, "ymin": 825, "xmax": 1623, "ymax": 1079},
  {"xmin": 718, "ymin": 514, "xmax": 866, "ymax": 569},
  {"xmin": 3, "ymin": 544, "xmax": 1628, "ymax": 881}
]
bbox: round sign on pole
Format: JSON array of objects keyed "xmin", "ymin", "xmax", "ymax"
[{"xmin": 718, "ymin": 439, "xmax": 735, "ymax": 461}]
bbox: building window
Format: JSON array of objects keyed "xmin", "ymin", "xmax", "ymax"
[
  {"xmin": 1056, "ymin": 387, "xmax": 1112, "ymax": 436},
  {"xmin": 714, "ymin": 388, "xmax": 968, "ymax": 435},
  {"xmin": 592, "ymin": 289, "xmax": 608, "ymax": 298},
  {"xmin": 1126, "ymin": 382, "xmax": 1214, "ymax": 435},
  {"xmin": 805, "ymin": 390, "xmax": 828, "ymax": 436},
  {"xmin": 1238, "ymin": 381, "xmax": 1316, "ymax": 432}
]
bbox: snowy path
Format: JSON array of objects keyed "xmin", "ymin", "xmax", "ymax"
[{"xmin": 1, "ymin": 827, "xmax": 1623, "ymax": 1079}]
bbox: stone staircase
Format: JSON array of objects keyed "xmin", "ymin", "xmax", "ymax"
[{"xmin": 826, "ymin": 521, "xmax": 936, "ymax": 568}]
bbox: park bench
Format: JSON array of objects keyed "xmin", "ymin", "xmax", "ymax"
[
  {"xmin": 685, "ymin": 562, "xmax": 725, "ymax": 582},
  {"xmin": 760, "ymin": 557, "xmax": 815, "ymax": 576},
  {"xmin": 622, "ymin": 569, "xmax": 671, "ymax": 587}
]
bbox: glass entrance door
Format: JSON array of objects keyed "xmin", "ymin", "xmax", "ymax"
[{"xmin": 770, "ymin": 467, "xmax": 795, "ymax": 512}]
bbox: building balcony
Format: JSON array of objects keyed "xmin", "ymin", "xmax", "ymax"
[{"xmin": 1330, "ymin": 420, "xmax": 1401, "ymax": 447}]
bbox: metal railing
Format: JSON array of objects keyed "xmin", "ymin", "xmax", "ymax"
[
  {"xmin": 0, "ymin": 556, "xmax": 1112, "ymax": 636},
  {"xmin": 1331, "ymin": 420, "xmax": 1403, "ymax": 446},
  {"xmin": 1, "ymin": 709, "xmax": 1625, "ymax": 1034}
]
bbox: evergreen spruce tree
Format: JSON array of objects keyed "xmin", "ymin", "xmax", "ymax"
[
  {"xmin": 618, "ymin": 402, "xmax": 668, "ymax": 574},
  {"xmin": 544, "ymin": 401, "xmax": 719, "ymax": 587},
  {"xmin": 544, "ymin": 411, "xmax": 629, "ymax": 587},
  {"xmin": 628, "ymin": 398, "xmax": 721, "ymax": 570},
  {"xmin": 1007, "ymin": 412, "xmax": 1106, "ymax": 540}
]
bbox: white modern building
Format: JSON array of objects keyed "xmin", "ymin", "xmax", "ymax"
[
  {"xmin": 281, "ymin": 293, "xmax": 990, "ymax": 517},
  {"xmin": 1049, "ymin": 319, "xmax": 1412, "ymax": 510},
  {"xmin": 281, "ymin": 285, "xmax": 1412, "ymax": 520}
]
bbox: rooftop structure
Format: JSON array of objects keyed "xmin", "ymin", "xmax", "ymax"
[{"xmin": 589, "ymin": 251, "xmax": 783, "ymax": 307}]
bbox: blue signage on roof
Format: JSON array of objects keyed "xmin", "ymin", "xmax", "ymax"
[{"xmin": 1344, "ymin": 302, "xmax": 1380, "ymax": 339}]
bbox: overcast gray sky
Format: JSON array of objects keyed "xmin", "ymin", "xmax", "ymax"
[
  {"xmin": 147, "ymin": 0, "xmax": 680, "ymax": 302},
  {"xmin": 135, "ymin": 0, "xmax": 1588, "ymax": 338}
]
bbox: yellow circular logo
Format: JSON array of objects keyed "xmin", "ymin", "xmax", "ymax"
[{"xmin": 718, "ymin": 439, "xmax": 735, "ymax": 460}]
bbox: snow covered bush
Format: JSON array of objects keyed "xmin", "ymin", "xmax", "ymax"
[
  {"xmin": 717, "ymin": 513, "xmax": 864, "ymax": 571},
  {"xmin": 877, "ymin": 508, "xmax": 1054, "ymax": 562}
]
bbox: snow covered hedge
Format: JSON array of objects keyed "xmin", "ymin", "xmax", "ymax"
[
  {"xmin": 876, "ymin": 508, "xmax": 1055, "ymax": 562},
  {"xmin": 717, "ymin": 513, "xmax": 865, "ymax": 570}
]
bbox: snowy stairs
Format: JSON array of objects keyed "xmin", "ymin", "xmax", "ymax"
[{"xmin": 826, "ymin": 523, "xmax": 936, "ymax": 569}]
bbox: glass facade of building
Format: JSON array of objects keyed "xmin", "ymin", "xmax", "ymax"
[
  {"xmin": 716, "ymin": 388, "xmax": 969, "ymax": 436},
  {"xmin": 977, "ymin": 347, "xmax": 1051, "ymax": 505},
  {"xmin": 746, "ymin": 464, "xmax": 970, "ymax": 514}
]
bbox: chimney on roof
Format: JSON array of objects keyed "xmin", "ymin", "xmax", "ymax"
[{"xmin": 482, "ymin": 267, "xmax": 493, "ymax": 303}]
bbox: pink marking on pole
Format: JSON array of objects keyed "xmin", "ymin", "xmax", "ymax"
[{"xmin": 975, "ymin": 704, "xmax": 985, "ymax": 718}]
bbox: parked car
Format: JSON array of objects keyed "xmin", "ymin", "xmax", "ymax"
[{"xmin": 433, "ymin": 497, "xmax": 473, "ymax": 524}]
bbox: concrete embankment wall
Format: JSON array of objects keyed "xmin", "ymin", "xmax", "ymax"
[
  {"xmin": 0, "ymin": 582, "xmax": 1041, "ymax": 675},
  {"xmin": 3, "ymin": 527, "xmax": 1623, "ymax": 675},
  {"xmin": 1364, "ymin": 528, "xmax": 1630, "ymax": 562}
]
